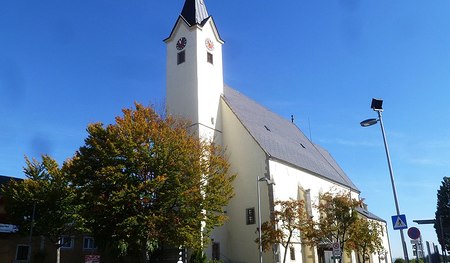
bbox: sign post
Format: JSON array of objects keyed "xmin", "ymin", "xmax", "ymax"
[
  {"xmin": 408, "ymin": 227, "xmax": 424, "ymax": 261},
  {"xmin": 332, "ymin": 242, "xmax": 341, "ymax": 260}
]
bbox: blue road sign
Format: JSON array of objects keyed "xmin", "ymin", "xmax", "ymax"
[{"xmin": 391, "ymin": 214, "xmax": 408, "ymax": 230}]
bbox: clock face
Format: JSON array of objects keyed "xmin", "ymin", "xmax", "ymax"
[
  {"xmin": 205, "ymin": 38, "xmax": 214, "ymax": 51},
  {"xmin": 176, "ymin": 37, "xmax": 187, "ymax": 50}
]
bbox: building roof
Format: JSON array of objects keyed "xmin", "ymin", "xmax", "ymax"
[
  {"xmin": 356, "ymin": 207, "xmax": 386, "ymax": 222},
  {"xmin": 0, "ymin": 175, "xmax": 21, "ymax": 194},
  {"xmin": 222, "ymin": 85, "xmax": 359, "ymax": 192},
  {"xmin": 181, "ymin": 0, "xmax": 210, "ymax": 26}
]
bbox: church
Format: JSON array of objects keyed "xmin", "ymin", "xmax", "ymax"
[{"xmin": 164, "ymin": 0, "xmax": 391, "ymax": 263}]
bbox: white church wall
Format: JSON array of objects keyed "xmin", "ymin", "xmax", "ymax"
[
  {"xmin": 212, "ymin": 100, "xmax": 274, "ymax": 263},
  {"xmin": 368, "ymin": 222, "xmax": 392, "ymax": 263},
  {"xmin": 269, "ymin": 159, "xmax": 359, "ymax": 215},
  {"xmin": 269, "ymin": 159, "xmax": 360, "ymax": 263}
]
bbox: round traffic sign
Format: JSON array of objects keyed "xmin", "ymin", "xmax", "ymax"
[
  {"xmin": 408, "ymin": 227, "xmax": 421, "ymax": 240},
  {"xmin": 332, "ymin": 242, "xmax": 340, "ymax": 250}
]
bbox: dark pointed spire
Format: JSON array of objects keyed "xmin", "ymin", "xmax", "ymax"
[{"xmin": 181, "ymin": 0, "xmax": 210, "ymax": 26}]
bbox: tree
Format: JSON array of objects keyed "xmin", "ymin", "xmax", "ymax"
[
  {"xmin": 347, "ymin": 217, "xmax": 384, "ymax": 263},
  {"xmin": 256, "ymin": 199, "xmax": 311, "ymax": 263},
  {"xmin": 2, "ymin": 155, "xmax": 82, "ymax": 261},
  {"xmin": 64, "ymin": 103, "xmax": 235, "ymax": 261},
  {"xmin": 302, "ymin": 191, "xmax": 362, "ymax": 263},
  {"xmin": 434, "ymin": 177, "xmax": 450, "ymax": 252}
]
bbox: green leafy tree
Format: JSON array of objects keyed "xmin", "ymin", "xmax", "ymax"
[
  {"xmin": 302, "ymin": 191, "xmax": 362, "ymax": 263},
  {"xmin": 2, "ymin": 155, "xmax": 82, "ymax": 257},
  {"xmin": 191, "ymin": 250, "xmax": 207, "ymax": 263},
  {"xmin": 65, "ymin": 103, "xmax": 235, "ymax": 261},
  {"xmin": 256, "ymin": 199, "xmax": 311, "ymax": 263},
  {"xmin": 347, "ymin": 217, "xmax": 384, "ymax": 263},
  {"xmin": 434, "ymin": 177, "xmax": 450, "ymax": 252}
]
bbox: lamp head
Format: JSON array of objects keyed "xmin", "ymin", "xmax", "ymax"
[
  {"xmin": 371, "ymin": 98, "xmax": 383, "ymax": 111},
  {"xmin": 360, "ymin": 118, "xmax": 378, "ymax": 127},
  {"xmin": 258, "ymin": 177, "xmax": 275, "ymax": 185}
]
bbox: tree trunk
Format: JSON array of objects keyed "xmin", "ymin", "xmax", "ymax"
[
  {"xmin": 283, "ymin": 245, "xmax": 288, "ymax": 263},
  {"xmin": 282, "ymin": 232, "xmax": 293, "ymax": 263}
]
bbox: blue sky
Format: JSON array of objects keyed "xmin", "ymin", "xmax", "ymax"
[{"xmin": 1, "ymin": 0, "xmax": 450, "ymax": 259}]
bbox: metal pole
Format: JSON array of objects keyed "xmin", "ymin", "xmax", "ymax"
[
  {"xmin": 257, "ymin": 176, "xmax": 263, "ymax": 263},
  {"xmin": 376, "ymin": 110, "xmax": 409, "ymax": 263},
  {"xmin": 28, "ymin": 202, "xmax": 36, "ymax": 263},
  {"xmin": 440, "ymin": 216, "xmax": 447, "ymax": 263}
]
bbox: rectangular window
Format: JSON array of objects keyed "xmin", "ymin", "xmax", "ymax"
[
  {"xmin": 290, "ymin": 246, "xmax": 296, "ymax": 260},
  {"xmin": 212, "ymin": 242, "xmax": 220, "ymax": 260},
  {"xmin": 177, "ymin": 51, "xmax": 185, "ymax": 65},
  {"xmin": 246, "ymin": 208, "xmax": 255, "ymax": 225},
  {"xmin": 60, "ymin": 236, "xmax": 74, "ymax": 249},
  {"xmin": 207, "ymin": 52, "xmax": 213, "ymax": 64},
  {"xmin": 16, "ymin": 245, "xmax": 29, "ymax": 261},
  {"xmin": 83, "ymin": 237, "xmax": 97, "ymax": 249}
]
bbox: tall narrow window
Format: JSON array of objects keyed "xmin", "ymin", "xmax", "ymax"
[
  {"xmin": 246, "ymin": 208, "xmax": 255, "ymax": 225},
  {"xmin": 177, "ymin": 51, "xmax": 186, "ymax": 65},
  {"xmin": 290, "ymin": 246, "xmax": 296, "ymax": 260},
  {"xmin": 212, "ymin": 242, "xmax": 220, "ymax": 260},
  {"xmin": 207, "ymin": 52, "xmax": 213, "ymax": 64},
  {"xmin": 16, "ymin": 245, "xmax": 29, "ymax": 261},
  {"xmin": 305, "ymin": 189, "xmax": 312, "ymax": 217}
]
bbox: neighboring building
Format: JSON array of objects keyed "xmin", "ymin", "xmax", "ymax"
[
  {"xmin": 0, "ymin": 175, "xmax": 99, "ymax": 263},
  {"xmin": 165, "ymin": 1, "xmax": 392, "ymax": 263},
  {"xmin": 0, "ymin": 175, "xmax": 25, "ymax": 262}
]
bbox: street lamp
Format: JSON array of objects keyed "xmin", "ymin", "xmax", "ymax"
[
  {"xmin": 360, "ymin": 98, "xmax": 409, "ymax": 262},
  {"xmin": 257, "ymin": 176, "xmax": 275, "ymax": 263}
]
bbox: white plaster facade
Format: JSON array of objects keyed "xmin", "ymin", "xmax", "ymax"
[{"xmin": 164, "ymin": 1, "xmax": 392, "ymax": 263}]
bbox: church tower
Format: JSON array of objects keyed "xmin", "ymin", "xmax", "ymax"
[{"xmin": 165, "ymin": 0, "xmax": 224, "ymax": 142}]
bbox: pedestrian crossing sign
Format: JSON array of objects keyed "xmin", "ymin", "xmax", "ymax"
[{"xmin": 391, "ymin": 214, "xmax": 408, "ymax": 230}]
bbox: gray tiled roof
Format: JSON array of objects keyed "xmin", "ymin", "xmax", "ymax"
[
  {"xmin": 356, "ymin": 207, "xmax": 386, "ymax": 222},
  {"xmin": 181, "ymin": 0, "xmax": 210, "ymax": 26},
  {"xmin": 222, "ymin": 85, "xmax": 359, "ymax": 192}
]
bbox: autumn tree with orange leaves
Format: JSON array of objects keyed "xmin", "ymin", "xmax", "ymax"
[
  {"xmin": 302, "ymin": 191, "xmax": 363, "ymax": 263},
  {"xmin": 347, "ymin": 217, "xmax": 384, "ymax": 263},
  {"xmin": 256, "ymin": 199, "xmax": 312, "ymax": 263},
  {"xmin": 65, "ymin": 103, "xmax": 235, "ymax": 261}
]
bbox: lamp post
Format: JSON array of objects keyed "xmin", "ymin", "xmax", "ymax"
[
  {"xmin": 360, "ymin": 98, "xmax": 409, "ymax": 263},
  {"xmin": 28, "ymin": 202, "xmax": 36, "ymax": 263},
  {"xmin": 257, "ymin": 176, "xmax": 275, "ymax": 263},
  {"xmin": 439, "ymin": 216, "xmax": 447, "ymax": 263}
]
